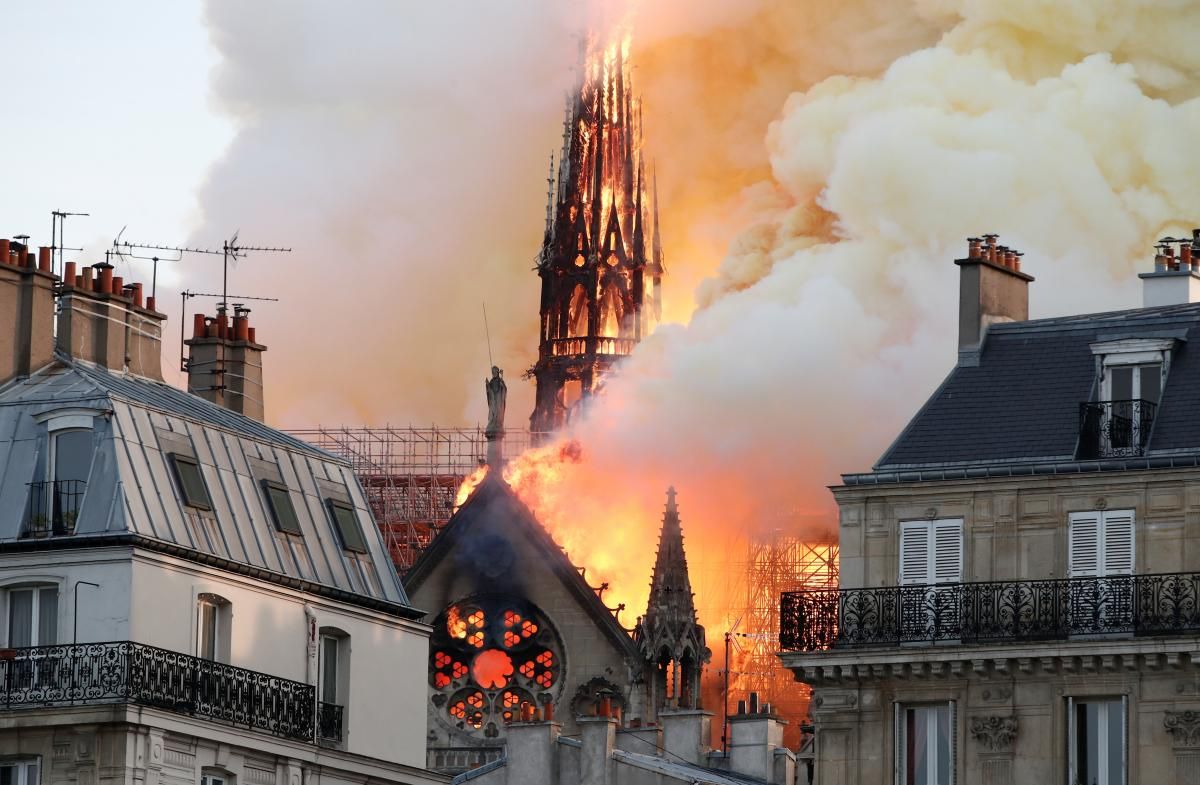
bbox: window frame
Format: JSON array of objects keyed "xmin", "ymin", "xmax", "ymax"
[
  {"xmin": 1068, "ymin": 510, "xmax": 1135, "ymax": 578},
  {"xmin": 196, "ymin": 593, "xmax": 231, "ymax": 663},
  {"xmin": 0, "ymin": 759, "xmax": 41, "ymax": 785},
  {"xmin": 261, "ymin": 480, "xmax": 303, "ymax": 535},
  {"xmin": 895, "ymin": 701, "xmax": 956, "ymax": 785},
  {"xmin": 326, "ymin": 499, "xmax": 368, "ymax": 554},
  {"xmin": 1068, "ymin": 696, "xmax": 1127, "ymax": 785},
  {"xmin": 7, "ymin": 585, "xmax": 58, "ymax": 648},
  {"xmin": 169, "ymin": 453, "xmax": 213, "ymax": 511}
]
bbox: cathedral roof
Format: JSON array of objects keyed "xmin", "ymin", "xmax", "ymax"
[{"xmin": 404, "ymin": 472, "xmax": 640, "ymax": 661}]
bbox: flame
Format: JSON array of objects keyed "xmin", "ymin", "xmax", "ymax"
[
  {"xmin": 454, "ymin": 465, "xmax": 489, "ymax": 511},
  {"xmin": 446, "ymin": 605, "xmax": 467, "ymax": 640}
]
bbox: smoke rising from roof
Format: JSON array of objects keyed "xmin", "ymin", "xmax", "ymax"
[{"xmin": 195, "ymin": 0, "xmax": 1200, "ymax": 626}]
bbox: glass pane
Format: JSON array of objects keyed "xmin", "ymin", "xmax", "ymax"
[
  {"xmin": 267, "ymin": 484, "xmax": 302, "ymax": 534},
  {"xmin": 26, "ymin": 763, "xmax": 38, "ymax": 785},
  {"xmin": 1107, "ymin": 702, "xmax": 1125, "ymax": 785},
  {"xmin": 199, "ymin": 603, "xmax": 216, "ymax": 660},
  {"xmin": 172, "ymin": 456, "xmax": 212, "ymax": 509},
  {"xmin": 54, "ymin": 430, "xmax": 93, "ymax": 483},
  {"xmin": 1110, "ymin": 367, "xmax": 1133, "ymax": 401},
  {"xmin": 321, "ymin": 636, "xmax": 338, "ymax": 703},
  {"xmin": 9, "ymin": 591, "xmax": 32, "ymax": 648},
  {"xmin": 38, "ymin": 588, "xmax": 57, "ymax": 645},
  {"xmin": 1139, "ymin": 364, "xmax": 1162, "ymax": 403},
  {"xmin": 935, "ymin": 705, "xmax": 951, "ymax": 785},
  {"xmin": 1, "ymin": 765, "xmax": 14, "ymax": 785},
  {"xmin": 330, "ymin": 502, "xmax": 367, "ymax": 553}
]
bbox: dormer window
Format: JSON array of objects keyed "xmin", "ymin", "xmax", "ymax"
[
  {"xmin": 262, "ymin": 480, "xmax": 302, "ymax": 535},
  {"xmin": 326, "ymin": 499, "xmax": 368, "ymax": 553},
  {"xmin": 169, "ymin": 454, "xmax": 213, "ymax": 511},
  {"xmin": 1079, "ymin": 338, "xmax": 1175, "ymax": 459}
]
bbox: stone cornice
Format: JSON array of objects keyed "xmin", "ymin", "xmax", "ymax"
[{"xmin": 782, "ymin": 638, "xmax": 1200, "ymax": 686}]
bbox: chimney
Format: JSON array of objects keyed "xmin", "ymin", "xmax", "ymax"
[
  {"xmin": 0, "ymin": 241, "xmax": 57, "ymax": 384},
  {"xmin": 727, "ymin": 693, "xmax": 791, "ymax": 784},
  {"xmin": 578, "ymin": 715, "xmax": 616, "ymax": 785},
  {"xmin": 955, "ymin": 234, "xmax": 1034, "ymax": 365},
  {"xmin": 57, "ymin": 262, "xmax": 165, "ymax": 379},
  {"xmin": 184, "ymin": 304, "xmax": 267, "ymax": 420},
  {"xmin": 659, "ymin": 708, "xmax": 712, "ymax": 766},
  {"xmin": 506, "ymin": 716, "xmax": 562, "ymax": 784},
  {"xmin": 1139, "ymin": 233, "xmax": 1200, "ymax": 308}
]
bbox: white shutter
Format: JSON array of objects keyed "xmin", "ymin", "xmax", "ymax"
[
  {"xmin": 932, "ymin": 520, "xmax": 964, "ymax": 584},
  {"xmin": 1101, "ymin": 510, "xmax": 1135, "ymax": 576},
  {"xmin": 1068, "ymin": 512, "xmax": 1101, "ymax": 578},
  {"xmin": 900, "ymin": 522, "xmax": 931, "ymax": 585}
]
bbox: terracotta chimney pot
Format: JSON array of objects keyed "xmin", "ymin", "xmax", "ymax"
[
  {"xmin": 64, "ymin": 262, "xmax": 77, "ymax": 287},
  {"xmin": 0, "ymin": 240, "xmax": 9, "ymax": 266},
  {"xmin": 111, "ymin": 276, "xmax": 124, "ymax": 297},
  {"xmin": 81, "ymin": 266, "xmax": 93, "ymax": 291},
  {"xmin": 146, "ymin": 296, "xmax": 156, "ymax": 312},
  {"xmin": 37, "ymin": 247, "xmax": 51, "ymax": 273}
]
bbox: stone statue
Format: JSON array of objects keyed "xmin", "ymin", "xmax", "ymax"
[{"xmin": 485, "ymin": 366, "xmax": 507, "ymax": 435}]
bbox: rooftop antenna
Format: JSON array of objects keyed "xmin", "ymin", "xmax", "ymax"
[
  {"xmin": 51, "ymin": 210, "xmax": 88, "ymax": 278},
  {"xmin": 111, "ymin": 228, "xmax": 213, "ymax": 301},
  {"xmin": 179, "ymin": 289, "xmax": 280, "ymax": 373},
  {"xmin": 222, "ymin": 232, "xmax": 290, "ymax": 311},
  {"xmin": 482, "ymin": 302, "xmax": 495, "ymax": 367}
]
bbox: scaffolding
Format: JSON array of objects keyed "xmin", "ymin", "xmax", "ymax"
[
  {"xmin": 288, "ymin": 426, "xmax": 539, "ymax": 571},
  {"xmin": 730, "ymin": 532, "xmax": 839, "ymax": 748}
]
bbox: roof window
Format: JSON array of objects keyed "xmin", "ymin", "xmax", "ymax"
[
  {"xmin": 263, "ymin": 480, "xmax": 302, "ymax": 535},
  {"xmin": 326, "ymin": 499, "xmax": 368, "ymax": 553},
  {"xmin": 169, "ymin": 454, "xmax": 213, "ymax": 510}
]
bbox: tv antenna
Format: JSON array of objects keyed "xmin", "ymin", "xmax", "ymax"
[
  {"xmin": 178, "ymin": 289, "xmax": 280, "ymax": 373},
  {"xmin": 51, "ymin": 210, "xmax": 88, "ymax": 278},
  {"xmin": 112, "ymin": 227, "xmax": 220, "ymax": 301},
  {"xmin": 220, "ymin": 233, "xmax": 290, "ymax": 310}
]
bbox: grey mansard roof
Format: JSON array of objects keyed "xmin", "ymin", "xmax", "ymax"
[
  {"xmin": 868, "ymin": 302, "xmax": 1200, "ymax": 478},
  {"xmin": 0, "ymin": 357, "xmax": 415, "ymax": 615}
]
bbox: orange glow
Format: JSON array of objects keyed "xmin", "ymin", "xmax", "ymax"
[
  {"xmin": 472, "ymin": 649, "xmax": 514, "ymax": 689},
  {"xmin": 454, "ymin": 465, "xmax": 488, "ymax": 510},
  {"xmin": 446, "ymin": 606, "xmax": 467, "ymax": 639}
]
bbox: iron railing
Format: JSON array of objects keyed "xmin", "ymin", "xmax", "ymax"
[
  {"xmin": 1078, "ymin": 399, "xmax": 1157, "ymax": 459},
  {"xmin": 780, "ymin": 572, "xmax": 1200, "ymax": 652},
  {"xmin": 0, "ymin": 641, "xmax": 339, "ymax": 743},
  {"xmin": 25, "ymin": 480, "xmax": 86, "ymax": 537},
  {"xmin": 318, "ymin": 701, "xmax": 345, "ymax": 743}
]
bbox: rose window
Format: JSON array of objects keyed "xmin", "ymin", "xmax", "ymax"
[{"xmin": 430, "ymin": 595, "xmax": 563, "ymax": 739}]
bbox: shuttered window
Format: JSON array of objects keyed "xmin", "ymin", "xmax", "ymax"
[
  {"xmin": 900, "ymin": 520, "xmax": 963, "ymax": 585},
  {"xmin": 1068, "ymin": 511, "xmax": 1134, "ymax": 577}
]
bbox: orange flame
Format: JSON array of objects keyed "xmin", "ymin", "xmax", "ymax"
[
  {"xmin": 454, "ymin": 465, "xmax": 489, "ymax": 511},
  {"xmin": 446, "ymin": 605, "xmax": 467, "ymax": 640}
]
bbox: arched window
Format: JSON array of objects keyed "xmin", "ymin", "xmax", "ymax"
[
  {"xmin": 317, "ymin": 626, "xmax": 350, "ymax": 743},
  {"xmin": 429, "ymin": 596, "xmax": 564, "ymax": 740},
  {"xmin": 196, "ymin": 593, "xmax": 231, "ymax": 662},
  {"xmin": 567, "ymin": 285, "xmax": 589, "ymax": 338}
]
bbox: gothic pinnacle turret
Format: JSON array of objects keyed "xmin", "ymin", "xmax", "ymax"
[
  {"xmin": 634, "ymin": 487, "xmax": 710, "ymax": 713},
  {"xmin": 529, "ymin": 29, "xmax": 665, "ymax": 438}
]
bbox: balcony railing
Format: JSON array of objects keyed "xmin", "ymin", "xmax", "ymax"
[
  {"xmin": 318, "ymin": 701, "xmax": 344, "ymax": 743},
  {"xmin": 24, "ymin": 480, "xmax": 86, "ymax": 537},
  {"xmin": 780, "ymin": 572, "xmax": 1200, "ymax": 652},
  {"xmin": 546, "ymin": 336, "xmax": 636, "ymax": 358},
  {"xmin": 0, "ymin": 641, "xmax": 343, "ymax": 744},
  {"xmin": 1078, "ymin": 399, "xmax": 1157, "ymax": 459}
]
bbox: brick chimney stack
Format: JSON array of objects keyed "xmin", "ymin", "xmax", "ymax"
[
  {"xmin": 956, "ymin": 234, "xmax": 1034, "ymax": 365},
  {"xmin": 1139, "ymin": 232, "xmax": 1200, "ymax": 307},
  {"xmin": 56, "ymin": 260, "xmax": 166, "ymax": 380},
  {"xmin": 0, "ymin": 240, "xmax": 57, "ymax": 384},
  {"xmin": 184, "ymin": 305, "xmax": 267, "ymax": 421}
]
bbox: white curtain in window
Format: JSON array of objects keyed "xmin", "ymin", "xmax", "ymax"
[
  {"xmin": 8, "ymin": 591, "xmax": 32, "ymax": 648},
  {"xmin": 38, "ymin": 588, "xmax": 57, "ymax": 646}
]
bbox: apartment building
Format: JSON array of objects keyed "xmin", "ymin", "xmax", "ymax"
[{"xmin": 781, "ymin": 235, "xmax": 1200, "ymax": 785}]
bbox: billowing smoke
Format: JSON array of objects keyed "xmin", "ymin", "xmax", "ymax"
[{"xmin": 195, "ymin": 0, "xmax": 1200, "ymax": 628}]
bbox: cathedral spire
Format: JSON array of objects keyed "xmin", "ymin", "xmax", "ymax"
[{"xmin": 635, "ymin": 487, "xmax": 709, "ymax": 714}]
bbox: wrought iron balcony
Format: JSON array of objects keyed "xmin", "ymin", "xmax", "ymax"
[
  {"xmin": 780, "ymin": 572, "xmax": 1200, "ymax": 652},
  {"xmin": 24, "ymin": 480, "xmax": 86, "ymax": 537},
  {"xmin": 1078, "ymin": 399, "xmax": 1157, "ymax": 459},
  {"xmin": 0, "ymin": 641, "xmax": 343, "ymax": 744},
  {"xmin": 318, "ymin": 701, "xmax": 345, "ymax": 743}
]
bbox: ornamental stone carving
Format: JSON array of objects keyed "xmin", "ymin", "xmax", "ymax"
[
  {"xmin": 1165, "ymin": 711, "xmax": 1200, "ymax": 747},
  {"xmin": 970, "ymin": 715, "xmax": 1018, "ymax": 752}
]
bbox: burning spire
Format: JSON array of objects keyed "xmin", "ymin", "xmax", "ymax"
[{"xmin": 530, "ymin": 28, "xmax": 664, "ymax": 436}]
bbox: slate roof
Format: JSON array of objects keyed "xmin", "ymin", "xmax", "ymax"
[
  {"xmin": 0, "ymin": 357, "xmax": 413, "ymax": 612},
  {"xmin": 874, "ymin": 302, "xmax": 1200, "ymax": 471}
]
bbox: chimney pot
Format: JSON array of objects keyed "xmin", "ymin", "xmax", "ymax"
[
  {"xmin": 543, "ymin": 702, "xmax": 554, "ymax": 722},
  {"xmin": 111, "ymin": 277, "xmax": 124, "ymax": 297},
  {"xmin": 0, "ymin": 240, "xmax": 9, "ymax": 266},
  {"xmin": 233, "ymin": 313, "xmax": 249, "ymax": 342},
  {"xmin": 146, "ymin": 296, "xmax": 156, "ymax": 312},
  {"xmin": 205, "ymin": 317, "xmax": 217, "ymax": 339},
  {"xmin": 749, "ymin": 692, "xmax": 759, "ymax": 714},
  {"xmin": 94, "ymin": 263, "xmax": 113, "ymax": 295},
  {"xmin": 192, "ymin": 313, "xmax": 206, "ymax": 339},
  {"xmin": 247, "ymin": 326, "xmax": 256, "ymax": 343},
  {"xmin": 967, "ymin": 237, "xmax": 981, "ymax": 258},
  {"xmin": 64, "ymin": 262, "xmax": 77, "ymax": 287},
  {"xmin": 24, "ymin": 253, "xmax": 34, "ymax": 269},
  {"xmin": 81, "ymin": 266, "xmax": 93, "ymax": 291},
  {"xmin": 1183, "ymin": 245, "xmax": 1193, "ymax": 270},
  {"xmin": 37, "ymin": 247, "xmax": 51, "ymax": 273},
  {"xmin": 216, "ymin": 311, "xmax": 229, "ymax": 340},
  {"xmin": 956, "ymin": 237, "xmax": 1033, "ymax": 360}
]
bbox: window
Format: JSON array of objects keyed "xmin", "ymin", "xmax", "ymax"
[
  {"xmin": 51, "ymin": 429, "xmax": 92, "ymax": 485},
  {"xmin": 0, "ymin": 761, "xmax": 40, "ymax": 785},
  {"xmin": 196, "ymin": 594, "xmax": 230, "ymax": 662},
  {"xmin": 1069, "ymin": 511, "xmax": 1134, "ymax": 578},
  {"xmin": 326, "ymin": 500, "xmax": 368, "ymax": 553},
  {"xmin": 897, "ymin": 703, "xmax": 954, "ymax": 785},
  {"xmin": 900, "ymin": 520, "xmax": 964, "ymax": 586},
  {"xmin": 201, "ymin": 770, "xmax": 230, "ymax": 785},
  {"xmin": 1069, "ymin": 698, "xmax": 1126, "ymax": 785},
  {"xmin": 8, "ymin": 586, "xmax": 57, "ymax": 647},
  {"xmin": 262, "ymin": 480, "xmax": 302, "ymax": 535},
  {"xmin": 169, "ymin": 454, "xmax": 212, "ymax": 510}
]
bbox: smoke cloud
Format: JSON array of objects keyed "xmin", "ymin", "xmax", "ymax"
[{"xmin": 194, "ymin": 0, "xmax": 1200, "ymax": 629}]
